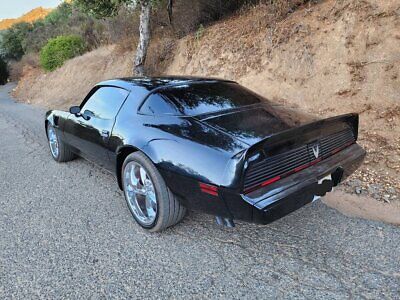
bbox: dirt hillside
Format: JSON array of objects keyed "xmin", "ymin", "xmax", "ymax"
[
  {"xmin": 13, "ymin": 0, "xmax": 400, "ymax": 211},
  {"xmin": 14, "ymin": 45, "xmax": 134, "ymax": 109},
  {"xmin": 166, "ymin": 0, "xmax": 400, "ymax": 204}
]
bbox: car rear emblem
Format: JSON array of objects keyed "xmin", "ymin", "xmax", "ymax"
[{"xmin": 311, "ymin": 144, "xmax": 320, "ymax": 159}]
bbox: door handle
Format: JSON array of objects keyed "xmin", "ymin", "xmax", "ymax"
[
  {"xmin": 101, "ymin": 130, "xmax": 110, "ymax": 138},
  {"xmin": 81, "ymin": 110, "xmax": 94, "ymax": 121}
]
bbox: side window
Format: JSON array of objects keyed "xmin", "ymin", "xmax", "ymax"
[
  {"xmin": 140, "ymin": 93, "xmax": 179, "ymax": 115},
  {"xmin": 81, "ymin": 87, "xmax": 129, "ymax": 119}
]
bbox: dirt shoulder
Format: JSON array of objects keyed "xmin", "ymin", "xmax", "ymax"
[{"xmin": 323, "ymin": 191, "xmax": 400, "ymax": 226}]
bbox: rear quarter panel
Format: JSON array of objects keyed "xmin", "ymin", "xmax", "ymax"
[{"xmin": 108, "ymin": 93, "xmax": 248, "ymax": 216}]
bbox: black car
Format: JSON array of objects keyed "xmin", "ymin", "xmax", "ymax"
[{"xmin": 45, "ymin": 77, "xmax": 366, "ymax": 231}]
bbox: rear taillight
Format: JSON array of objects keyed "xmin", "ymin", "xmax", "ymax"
[
  {"xmin": 199, "ymin": 182, "xmax": 219, "ymax": 196},
  {"xmin": 243, "ymin": 126, "xmax": 356, "ymax": 195},
  {"xmin": 243, "ymin": 158, "xmax": 323, "ymax": 194},
  {"xmin": 244, "ymin": 176, "xmax": 280, "ymax": 194},
  {"xmin": 331, "ymin": 141, "xmax": 354, "ymax": 155},
  {"xmin": 261, "ymin": 176, "xmax": 281, "ymax": 187}
]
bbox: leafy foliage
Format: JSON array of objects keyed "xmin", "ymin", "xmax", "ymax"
[
  {"xmin": 0, "ymin": 2, "xmax": 109, "ymax": 60},
  {"xmin": 74, "ymin": 0, "xmax": 132, "ymax": 18},
  {"xmin": 40, "ymin": 35, "xmax": 86, "ymax": 71},
  {"xmin": 0, "ymin": 22, "xmax": 32, "ymax": 60},
  {"xmin": 24, "ymin": 2, "xmax": 105, "ymax": 53},
  {"xmin": 44, "ymin": 2, "xmax": 73, "ymax": 25},
  {"xmin": 0, "ymin": 56, "xmax": 8, "ymax": 85},
  {"xmin": 74, "ymin": 0, "xmax": 169, "ymax": 19},
  {"xmin": 0, "ymin": 3, "xmax": 73, "ymax": 59}
]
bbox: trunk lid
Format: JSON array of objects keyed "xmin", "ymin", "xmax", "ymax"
[{"xmin": 197, "ymin": 104, "xmax": 320, "ymax": 146}]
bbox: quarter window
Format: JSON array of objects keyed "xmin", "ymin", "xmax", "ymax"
[
  {"xmin": 140, "ymin": 93, "xmax": 179, "ymax": 115},
  {"xmin": 81, "ymin": 87, "xmax": 129, "ymax": 119}
]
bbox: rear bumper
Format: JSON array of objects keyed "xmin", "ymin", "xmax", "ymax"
[{"xmin": 221, "ymin": 143, "xmax": 366, "ymax": 224}]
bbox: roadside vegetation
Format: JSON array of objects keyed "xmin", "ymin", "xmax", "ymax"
[
  {"xmin": 0, "ymin": 2, "xmax": 129, "ymax": 73},
  {"xmin": 0, "ymin": 0, "xmax": 309, "ymax": 78}
]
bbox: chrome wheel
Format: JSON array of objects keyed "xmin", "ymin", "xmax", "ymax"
[
  {"xmin": 123, "ymin": 161, "xmax": 157, "ymax": 226},
  {"xmin": 47, "ymin": 125, "xmax": 59, "ymax": 158}
]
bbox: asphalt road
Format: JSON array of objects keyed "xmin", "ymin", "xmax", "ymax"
[{"xmin": 0, "ymin": 83, "xmax": 399, "ymax": 299}]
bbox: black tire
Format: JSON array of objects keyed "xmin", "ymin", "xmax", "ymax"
[
  {"xmin": 122, "ymin": 152, "xmax": 186, "ymax": 232},
  {"xmin": 46, "ymin": 123, "xmax": 76, "ymax": 162}
]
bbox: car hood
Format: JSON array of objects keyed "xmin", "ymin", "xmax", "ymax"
[{"xmin": 196, "ymin": 104, "xmax": 318, "ymax": 146}]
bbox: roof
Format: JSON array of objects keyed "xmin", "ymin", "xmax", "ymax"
[{"xmin": 96, "ymin": 76, "xmax": 236, "ymax": 92}]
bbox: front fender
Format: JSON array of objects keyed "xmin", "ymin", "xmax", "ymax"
[
  {"xmin": 45, "ymin": 110, "xmax": 54, "ymax": 126},
  {"xmin": 45, "ymin": 110, "xmax": 70, "ymax": 138}
]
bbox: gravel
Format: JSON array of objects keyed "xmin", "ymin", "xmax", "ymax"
[{"xmin": 1, "ymin": 83, "xmax": 400, "ymax": 298}]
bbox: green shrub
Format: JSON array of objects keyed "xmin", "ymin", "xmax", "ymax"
[
  {"xmin": 0, "ymin": 56, "xmax": 9, "ymax": 85},
  {"xmin": 39, "ymin": 35, "xmax": 86, "ymax": 71},
  {"xmin": 195, "ymin": 24, "xmax": 205, "ymax": 41}
]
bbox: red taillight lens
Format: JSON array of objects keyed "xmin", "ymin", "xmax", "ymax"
[
  {"xmin": 244, "ymin": 176, "xmax": 281, "ymax": 194},
  {"xmin": 244, "ymin": 158, "xmax": 323, "ymax": 194},
  {"xmin": 331, "ymin": 141, "xmax": 354, "ymax": 155},
  {"xmin": 199, "ymin": 182, "xmax": 218, "ymax": 196},
  {"xmin": 244, "ymin": 140, "xmax": 355, "ymax": 195},
  {"xmin": 260, "ymin": 176, "xmax": 281, "ymax": 187}
]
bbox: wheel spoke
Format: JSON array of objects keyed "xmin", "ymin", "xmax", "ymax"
[
  {"xmin": 130, "ymin": 165, "xmax": 139, "ymax": 187},
  {"xmin": 147, "ymin": 192, "xmax": 157, "ymax": 210},
  {"xmin": 139, "ymin": 167, "xmax": 147, "ymax": 185},
  {"xmin": 47, "ymin": 126, "xmax": 59, "ymax": 158},
  {"xmin": 123, "ymin": 161, "xmax": 157, "ymax": 226}
]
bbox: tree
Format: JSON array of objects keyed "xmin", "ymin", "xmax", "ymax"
[
  {"xmin": 134, "ymin": 0, "xmax": 151, "ymax": 75},
  {"xmin": 0, "ymin": 22, "xmax": 32, "ymax": 60},
  {"xmin": 75, "ymin": 0, "xmax": 171, "ymax": 76}
]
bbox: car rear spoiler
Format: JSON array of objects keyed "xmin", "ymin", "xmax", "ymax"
[{"xmin": 245, "ymin": 113, "xmax": 359, "ymax": 159}]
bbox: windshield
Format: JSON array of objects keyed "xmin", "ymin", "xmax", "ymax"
[{"xmin": 158, "ymin": 82, "xmax": 262, "ymax": 116}]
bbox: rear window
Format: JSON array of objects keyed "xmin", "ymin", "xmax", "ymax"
[{"xmin": 151, "ymin": 82, "xmax": 262, "ymax": 116}]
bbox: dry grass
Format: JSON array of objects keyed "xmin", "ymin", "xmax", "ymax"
[
  {"xmin": 13, "ymin": 45, "xmax": 133, "ymax": 110},
  {"xmin": 8, "ymin": 53, "xmax": 40, "ymax": 81}
]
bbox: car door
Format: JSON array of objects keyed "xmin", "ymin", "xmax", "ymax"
[{"xmin": 63, "ymin": 86, "xmax": 129, "ymax": 170}]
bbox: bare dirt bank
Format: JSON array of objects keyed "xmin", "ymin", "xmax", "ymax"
[
  {"xmin": 13, "ymin": 45, "xmax": 134, "ymax": 110},
  {"xmin": 166, "ymin": 0, "xmax": 400, "ymax": 205}
]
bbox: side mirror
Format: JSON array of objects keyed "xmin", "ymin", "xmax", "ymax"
[{"xmin": 69, "ymin": 106, "xmax": 81, "ymax": 115}]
